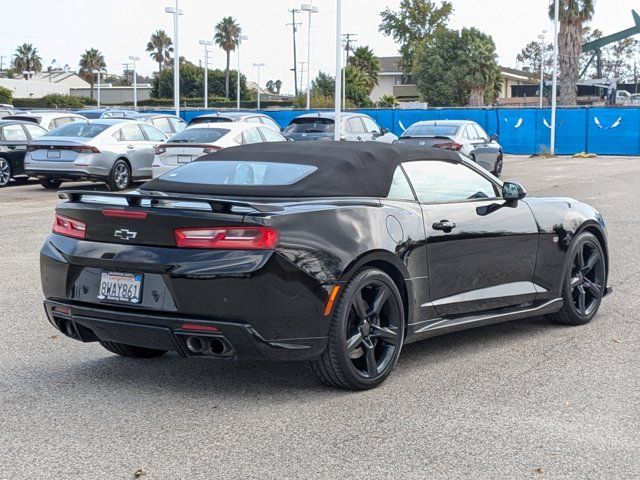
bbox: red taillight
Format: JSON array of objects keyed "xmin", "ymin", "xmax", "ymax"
[
  {"xmin": 71, "ymin": 146, "xmax": 100, "ymax": 154},
  {"xmin": 174, "ymin": 226, "xmax": 279, "ymax": 250},
  {"xmin": 203, "ymin": 145, "xmax": 222, "ymax": 154},
  {"xmin": 433, "ymin": 141, "xmax": 462, "ymax": 151},
  {"xmin": 52, "ymin": 213, "xmax": 86, "ymax": 239},
  {"xmin": 26, "ymin": 145, "xmax": 99, "ymax": 154},
  {"xmin": 154, "ymin": 145, "xmax": 167, "ymax": 155},
  {"xmin": 102, "ymin": 209, "xmax": 148, "ymax": 219}
]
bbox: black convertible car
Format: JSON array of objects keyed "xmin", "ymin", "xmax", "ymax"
[{"xmin": 40, "ymin": 142, "xmax": 611, "ymax": 390}]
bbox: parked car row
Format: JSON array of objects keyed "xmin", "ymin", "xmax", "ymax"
[{"xmin": 0, "ymin": 108, "xmax": 504, "ymax": 190}]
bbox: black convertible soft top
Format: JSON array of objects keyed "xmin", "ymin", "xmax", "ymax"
[{"xmin": 141, "ymin": 141, "xmax": 461, "ymax": 198}]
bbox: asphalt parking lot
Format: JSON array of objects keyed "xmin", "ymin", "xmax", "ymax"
[{"xmin": 1, "ymin": 155, "xmax": 638, "ymax": 480}]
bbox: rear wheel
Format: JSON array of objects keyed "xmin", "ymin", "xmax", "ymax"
[
  {"xmin": 100, "ymin": 340, "xmax": 167, "ymax": 359},
  {"xmin": 548, "ymin": 232, "xmax": 606, "ymax": 325},
  {"xmin": 38, "ymin": 177, "xmax": 62, "ymax": 189},
  {"xmin": 107, "ymin": 159, "xmax": 131, "ymax": 191},
  {"xmin": 310, "ymin": 268, "xmax": 404, "ymax": 390},
  {"xmin": 493, "ymin": 154, "xmax": 503, "ymax": 177},
  {"xmin": 0, "ymin": 158, "xmax": 11, "ymax": 187}
]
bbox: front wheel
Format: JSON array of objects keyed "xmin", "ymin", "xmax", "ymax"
[
  {"xmin": 548, "ymin": 232, "xmax": 606, "ymax": 325},
  {"xmin": 310, "ymin": 268, "xmax": 405, "ymax": 390},
  {"xmin": 492, "ymin": 154, "xmax": 503, "ymax": 177},
  {"xmin": 0, "ymin": 158, "xmax": 11, "ymax": 187},
  {"xmin": 38, "ymin": 177, "xmax": 62, "ymax": 189}
]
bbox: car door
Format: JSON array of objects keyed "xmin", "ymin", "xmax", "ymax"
[
  {"xmin": 402, "ymin": 159, "xmax": 539, "ymax": 318},
  {"xmin": 259, "ymin": 116, "xmax": 282, "ymax": 132},
  {"xmin": 345, "ymin": 117, "xmax": 368, "ymax": 142},
  {"xmin": 258, "ymin": 126, "xmax": 284, "ymax": 143},
  {"xmin": 0, "ymin": 123, "xmax": 29, "ymax": 174},
  {"xmin": 242, "ymin": 126, "xmax": 264, "ymax": 144},
  {"xmin": 139, "ymin": 124, "xmax": 167, "ymax": 179},
  {"xmin": 469, "ymin": 123, "xmax": 497, "ymax": 171},
  {"xmin": 117, "ymin": 123, "xmax": 151, "ymax": 179},
  {"xmin": 361, "ymin": 116, "xmax": 384, "ymax": 142}
]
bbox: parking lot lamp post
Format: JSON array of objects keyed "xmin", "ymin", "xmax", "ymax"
[
  {"xmin": 128, "ymin": 56, "xmax": 140, "ymax": 109},
  {"xmin": 550, "ymin": 0, "xmax": 559, "ymax": 155},
  {"xmin": 334, "ymin": 0, "xmax": 342, "ymax": 141},
  {"xmin": 301, "ymin": 3, "xmax": 319, "ymax": 110},
  {"xmin": 237, "ymin": 35, "xmax": 248, "ymax": 110},
  {"xmin": 165, "ymin": 1, "xmax": 183, "ymax": 116},
  {"xmin": 253, "ymin": 63, "xmax": 265, "ymax": 110},
  {"xmin": 199, "ymin": 40, "xmax": 213, "ymax": 109},
  {"xmin": 92, "ymin": 68, "xmax": 106, "ymax": 108},
  {"xmin": 538, "ymin": 31, "xmax": 546, "ymax": 108}
]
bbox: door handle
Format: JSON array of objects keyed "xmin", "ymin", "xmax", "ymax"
[
  {"xmin": 126, "ymin": 145, "xmax": 135, "ymax": 149},
  {"xmin": 432, "ymin": 220, "xmax": 456, "ymax": 232},
  {"xmin": 356, "ymin": 136, "xmax": 362, "ymax": 141}
]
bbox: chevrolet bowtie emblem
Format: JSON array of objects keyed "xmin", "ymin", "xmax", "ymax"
[{"xmin": 114, "ymin": 229, "xmax": 137, "ymax": 240}]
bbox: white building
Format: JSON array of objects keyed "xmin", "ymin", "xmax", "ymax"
[
  {"xmin": 70, "ymin": 85, "xmax": 152, "ymax": 105},
  {"xmin": 370, "ymin": 57, "xmax": 419, "ymax": 103},
  {"xmin": 0, "ymin": 72, "xmax": 90, "ymax": 98}
]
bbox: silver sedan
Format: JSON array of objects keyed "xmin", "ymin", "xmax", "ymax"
[{"xmin": 25, "ymin": 119, "xmax": 167, "ymax": 190}]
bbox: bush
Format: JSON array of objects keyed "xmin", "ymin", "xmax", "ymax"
[
  {"xmin": 0, "ymin": 86, "xmax": 12, "ymax": 105},
  {"xmin": 13, "ymin": 94, "xmax": 96, "ymax": 109}
]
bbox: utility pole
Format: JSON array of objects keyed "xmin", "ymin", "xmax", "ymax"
[
  {"xmin": 121, "ymin": 62, "xmax": 132, "ymax": 83},
  {"xmin": 299, "ymin": 62, "xmax": 307, "ymax": 95},
  {"xmin": 341, "ymin": 33, "xmax": 357, "ymax": 107},
  {"xmin": 0, "ymin": 56, "xmax": 5, "ymax": 72},
  {"xmin": 287, "ymin": 8, "xmax": 302, "ymax": 96}
]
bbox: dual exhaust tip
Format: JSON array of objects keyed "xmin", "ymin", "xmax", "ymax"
[{"xmin": 185, "ymin": 335, "xmax": 233, "ymax": 357}]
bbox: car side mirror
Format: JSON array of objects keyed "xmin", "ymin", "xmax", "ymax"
[
  {"xmin": 489, "ymin": 133, "xmax": 498, "ymax": 142},
  {"xmin": 502, "ymin": 181, "xmax": 526, "ymax": 201},
  {"xmin": 380, "ymin": 127, "xmax": 389, "ymax": 135}
]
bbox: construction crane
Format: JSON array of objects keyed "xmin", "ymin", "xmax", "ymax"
[{"xmin": 581, "ymin": 9, "xmax": 640, "ymax": 79}]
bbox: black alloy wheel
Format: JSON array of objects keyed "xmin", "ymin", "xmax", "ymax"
[
  {"xmin": 549, "ymin": 232, "xmax": 606, "ymax": 325},
  {"xmin": 311, "ymin": 268, "xmax": 404, "ymax": 390},
  {"xmin": 38, "ymin": 177, "xmax": 62, "ymax": 189},
  {"xmin": 0, "ymin": 158, "xmax": 11, "ymax": 187},
  {"xmin": 493, "ymin": 154, "xmax": 503, "ymax": 177}
]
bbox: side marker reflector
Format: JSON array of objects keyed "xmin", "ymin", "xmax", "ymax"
[
  {"xmin": 181, "ymin": 324, "xmax": 219, "ymax": 332},
  {"xmin": 323, "ymin": 285, "xmax": 341, "ymax": 317}
]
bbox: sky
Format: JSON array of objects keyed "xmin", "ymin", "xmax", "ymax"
[{"xmin": 0, "ymin": 0, "xmax": 637, "ymax": 95}]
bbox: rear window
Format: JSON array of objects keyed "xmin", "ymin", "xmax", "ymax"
[
  {"xmin": 79, "ymin": 111, "xmax": 102, "ymax": 119},
  {"xmin": 285, "ymin": 118, "xmax": 334, "ymax": 133},
  {"xmin": 189, "ymin": 116, "xmax": 231, "ymax": 125},
  {"xmin": 160, "ymin": 161, "xmax": 317, "ymax": 186},
  {"xmin": 6, "ymin": 115, "xmax": 40, "ymax": 124},
  {"xmin": 46, "ymin": 123, "xmax": 110, "ymax": 138},
  {"xmin": 402, "ymin": 124, "xmax": 460, "ymax": 137},
  {"xmin": 167, "ymin": 128, "xmax": 230, "ymax": 144}
]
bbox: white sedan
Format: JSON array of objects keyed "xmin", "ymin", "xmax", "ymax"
[{"xmin": 152, "ymin": 122, "xmax": 285, "ymax": 178}]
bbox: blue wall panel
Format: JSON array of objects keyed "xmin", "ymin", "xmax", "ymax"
[{"xmin": 157, "ymin": 107, "xmax": 640, "ymax": 155}]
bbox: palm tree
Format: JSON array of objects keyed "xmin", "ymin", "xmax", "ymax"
[
  {"xmin": 550, "ymin": 0, "xmax": 595, "ymax": 105},
  {"xmin": 12, "ymin": 43, "xmax": 43, "ymax": 74},
  {"xmin": 146, "ymin": 29, "xmax": 173, "ymax": 75},
  {"xmin": 463, "ymin": 37, "xmax": 499, "ymax": 107},
  {"xmin": 348, "ymin": 46, "xmax": 380, "ymax": 93},
  {"xmin": 214, "ymin": 16, "xmax": 242, "ymax": 98},
  {"xmin": 78, "ymin": 48, "xmax": 106, "ymax": 100}
]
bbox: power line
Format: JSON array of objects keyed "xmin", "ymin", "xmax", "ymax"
[{"xmin": 287, "ymin": 8, "xmax": 302, "ymax": 96}]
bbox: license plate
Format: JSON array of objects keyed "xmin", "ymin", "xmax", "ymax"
[
  {"xmin": 97, "ymin": 272, "xmax": 143, "ymax": 304},
  {"xmin": 47, "ymin": 150, "xmax": 61, "ymax": 159},
  {"xmin": 177, "ymin": 155, "xmax": 192, "ymax": 164}
]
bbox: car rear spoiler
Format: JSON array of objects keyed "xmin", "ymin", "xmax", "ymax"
[{"xmin": 57, "ymin": 190, "xmax": 284, "ymax": 213}]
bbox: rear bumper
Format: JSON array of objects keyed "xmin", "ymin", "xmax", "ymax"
[
  {"xmin": 44, "ymin": 299, "xmax": 328, "ymax": 361},
  {"xmin": 25, "ymin": 169, "xmax": 105, "ymax": 182}
]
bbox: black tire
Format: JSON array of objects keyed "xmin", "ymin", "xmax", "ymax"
[
  {"xmin": 0, "ymin": 158, "xmax": 11, "ymax": 187},
  {"xmin": 107, "ymin": 159, "xmax": 131, "ymax": 191},
  {"xmin": 100, "ymin": 340, "xmax": 167, "ymax": 359},
  {"xmin": 39, "ymin": 177, "xmax": 62, "ymax": 189},
  {"xmin": 493, "ymin": 154, "xmax": 503, "ymax": 177},
  {"xmin": 548, "ymin": 232, "xmax": 606, "ymax": 326},
  {"xmin": 13, "ymin": 176, "xmax": 30, "ymax": 184},
  {"xmin": 310, "ymin": 268, "xmax": 405, "ymax": 390}
]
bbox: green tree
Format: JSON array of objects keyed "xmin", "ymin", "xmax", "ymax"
[
  {"xmin": 274, "ymin": 79, "xmax": 283, "ymax": 94},
  {"xmin": 379, "ymin": 0, "xmax": 452, "ymax": 74},
  {"xmin": 0, "ymin": 86, "xmax": 12, "ymax": 104},
  {"xmin": 214, "ymin": 16, "xmax": 242, "ymax": 98},
  {"xmin": 151, "ymin": 62, "xmax": 248, "ymax": 100},
  {"xmin": 311, "ymin": 71, "xmax": 335, "ymax": 97},
  {"xmin": 377, "ymin": 94, "xmax": 399, "ymax": 107},
  {"xmin": 550, "ymin": 0, "xmax": 595, "ymax": 105},
  {"xmin": 348, "ymin": 45, "xmax": 380, "ymax": 93},
  {"xmin": 461, "ymin": 28, "xmax": 501, "ymax": 106},
  {"xmin": 78, "ymin": 48, "xmax": 106, "ymax": 100},
  {"xmin": 146, "ymin": 29, "xmax": 173, "ymax": 75},
  {"xmin": 12, "ymin": 43, "xmax": 42, "ymax": 73},
  {"xmin": 266, "ymin": 80, "xmax": 276, "ymax": 94},
  {"xmin": 344, "ymin": 65, "xmax": 372, "ymax": 107}
]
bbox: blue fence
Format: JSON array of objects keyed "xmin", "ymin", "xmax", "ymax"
[{"xmin": 154, "ymin": 107, "xmax": 640, "ymax": 155}]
